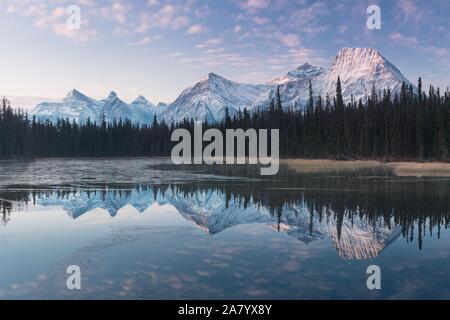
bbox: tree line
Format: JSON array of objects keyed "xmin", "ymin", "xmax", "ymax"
[
  {"xmin": 0, "ymin": 99, "xmax": 172, "ymax": 158},
  {"xmin": 1, "ymin": 76, "xmax": 449, "ymax": 160}
]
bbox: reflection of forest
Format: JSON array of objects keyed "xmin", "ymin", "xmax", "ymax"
[{"xmin": 1, "ymin": 168, "xmax": 449, "ymax": 255}]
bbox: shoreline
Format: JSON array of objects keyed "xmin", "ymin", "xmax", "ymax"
[
  {"xmin": 2, "ymin": 157, "xmax": 450, "ymax": 178},
  {"xmin": 283, "ymin": 159, "xmax": 450, "ymax": 177}
]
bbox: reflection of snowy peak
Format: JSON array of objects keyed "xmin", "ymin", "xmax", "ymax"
[
  {"xmin": 37, "ymin": 189, "xmax": 156, "ymax": 218},
  {"xmin": 34, "ymin": 188, "xmax": 400, "ymax": 259},
  {"xmin": 274, "ymin": 203, "xmax": 327, "ymax": 244},
  {"xmin": 164, "ymin": 190, "xmax": 274, "ymax": 234},
  {"xmin": 324, "ymin": 215, "xmax": 402, "ymax": 260}
]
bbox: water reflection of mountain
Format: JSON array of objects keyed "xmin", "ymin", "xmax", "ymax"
[{"xmin": 3, "ymin": 180, "xmax": 441, "ymax": 260}]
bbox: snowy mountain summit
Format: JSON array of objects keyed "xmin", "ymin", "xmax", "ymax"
[
  {"xmin": 32, "ymin": 90, "xmax": 163, "ymax": 125},
  {"xmin": 162, "ymin": 72, "xmax": 270, "ymax": 123},
  {"xmin": 268, "ymin": 63, "xmax": 325, "ymax": 85},
  {"xmin": 32, "ymin": 48, "xmax": 414, "ymax": 124},
  {"xmin": 262, "ymin": 47, "xmax": 415, "ymax": 111},
  {"xmin": 321, "ymin": 47, "xmax": 413, "ymax": 103}
]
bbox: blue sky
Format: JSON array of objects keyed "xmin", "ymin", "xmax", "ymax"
[{"xmin": 0, "ymin": 0, "xmax": 449, "ymax": 106}]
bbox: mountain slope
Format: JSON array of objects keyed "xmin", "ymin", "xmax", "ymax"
[
  {"xmin": 161, "ymin": 73, "xmax": 270, "ymax": 123},
  {"xmin": 261, "ymin": 63, "xmax": 326, "ymax": 110},
  {"xmin": 319, "ymin": 47, "xmax": 414, "ymax": 103}
]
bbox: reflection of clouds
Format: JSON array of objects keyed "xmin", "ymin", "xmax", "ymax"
[
  {"xmin": 244, "ymin": 288, "xmax": 270, "ymax": 297},
  {"xmin": 196, "ymin": 270, "xmax": 212, "ymax": 277},
  {"xmin": 14, "ymin": 225, "xmax": 300, "ymax": 299},
  {"xmin": 281, "ymin": 261, "xmax": 301, "ymax": 272},
  {"xmin": 1, "ymin": 219, "xmax": 449, "ymax": 299},
  {"xmin": 0, "ymin": 273, "xmax": 48, "ymax": 298},
  {"xmin": 120, "ymin": 278, "xmax": 135, "ymax": 292}
]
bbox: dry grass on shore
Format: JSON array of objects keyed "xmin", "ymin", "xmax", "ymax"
[{"xmin": 283, "ymin": 159, "xmax": 450, "ymax": 177}]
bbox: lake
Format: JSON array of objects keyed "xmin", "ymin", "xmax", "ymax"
[{"xmin": 0, "ymin": 158, "xmax": 449, "ymax": 300}]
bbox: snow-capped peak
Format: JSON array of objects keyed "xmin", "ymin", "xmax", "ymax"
[
  {"xmin": 131, "ymin": 95, "xmax": 150, "ymax": 106},
  {"xmin": 268, "ymin": 63, "xmax": 325, "ymax": 85},
  {"xmin": 64, "ymin": 89, "xmax": 90, "ymax": 101},
  {"xmin": 32, "ymin": 89, "xmax": 161, "ymax": 125},
  {"xmin": 105, "ymin": 91, "xmax": 119, "ymax": 101},
  {"xmin": 207, "ymin": 72, "xmax": 228, "ymax": 81},
  {"xmin": 163, "ymin": 71, "xmax": 270, "ymax": 123},
  {"xmin": 331, "ymin": 47, "xmax": 388, "ymax": 77},
  {"xmin": 287, "ymin": 63, "xmax": 325, "ymax": 79},
  {"xmin": 322, "ymin": 47, "xmax": 414, "ymax": 102}
]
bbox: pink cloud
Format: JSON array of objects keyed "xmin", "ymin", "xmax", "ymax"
[
  {"xmin": 52, "ymin": 21, "xmax": 97, "ymax": 45},
  {"xmin": 196, "ymin": 37, "xmax": 224, "ymax": 49},
  {"xmin": 280, "ymin": 33, "xmax": 300, "ymax": 48},
  {"xmin": 5, "ymin": 0, "xmax": 97, "ymax": 44},
  {"xmin": 187, "ymin": 24, "xmax": 207, "ymax": 35},
  {"xmin": 100, "ymin": 2, "xmax": 131, "ymax": 25},
  {"xmin": 252, "ymin": 16, "xmax": 270, "ymax": 26},
  {"xmin": 397, "ymin": 0, "xmax": 427, "ymax": 22},
  {"xmin": 245, "ymin": 0, "xmax": 270, "ymax": 10},
  {"xmin": 390, "ymin": 32, "xmax": 419, "ymax": 45},
  {"xmin": 126, "ymin": 37, "xmax": 151, "ymax": 47}
]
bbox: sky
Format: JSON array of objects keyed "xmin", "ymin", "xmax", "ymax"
[{"xmin": 0, "ymin": 0, "xmax": 449, "ymax": 107}]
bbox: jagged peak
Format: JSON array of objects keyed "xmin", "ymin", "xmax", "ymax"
[
  {"xmin": 338, "ymin": 47, "xmax": 380, "ymax": 55},
  {"xmin": 268, "ymin": 63, "xmax": 324, "ymax": 85},
  {"xmin": 131, "ymin": 95, "xmax": 149, "ymax": 105},
  {"xmin": 65, "ymin": 89, "xmax": 85, "ymax": 99},
  {"xmin": 208, "ymin": 72, "xmax": 222, "ymax": 79},
  {"xmin": 106, "ymin": 91, "xmax": 118, "ymax": 100},
  {"xmin": 296, "ymin": 62, "xmax": 321, "ymax": 70},
  {"xmin": 287, "ymin": 63, "xmax": 324, "ymax": 78},
  {"xmin": 330, "ymin": 47, "xmax": 413, "ymax": 88},
  {"xmin": 190, "ymin": 72, "xmax": 234, "ymax": 90},
  {"xmin": 200, "ymin": 72, "xmax": 229, "ymax": 84},
  {"xmin": 332, "ymin": 47, "xmax": 386, "ymax": 69}
]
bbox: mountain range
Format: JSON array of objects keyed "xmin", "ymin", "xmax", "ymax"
[{"xmin": 31, "ymin": 47, "xmax": 415, "ymax": 125}]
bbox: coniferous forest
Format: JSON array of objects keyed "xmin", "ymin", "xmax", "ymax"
[{"xmin": 1, "ymin": 77, "xmax": 449, "ymax": 161}]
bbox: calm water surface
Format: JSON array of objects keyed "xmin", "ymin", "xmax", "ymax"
[{"xmin": 0, "ymin": 158, "xmax": 449, "ymax": 300}]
